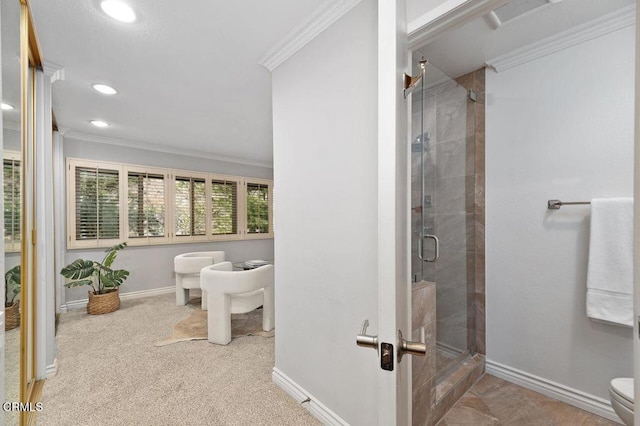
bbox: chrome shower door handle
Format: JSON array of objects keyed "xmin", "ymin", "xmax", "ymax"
[{"xmin": 418, "ymin": 234, "xmax": 439, "ymax": 262}]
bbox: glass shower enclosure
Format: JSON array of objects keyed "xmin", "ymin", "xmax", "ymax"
[{"xmin": 411, "ymin": 60, "xmax": 478, "ymax": 381}]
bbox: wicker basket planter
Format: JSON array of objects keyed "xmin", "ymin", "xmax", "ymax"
[
  {"xmin": 87, "ymin": 288, "xmax": 120, "ymax": 315},
  {"xmin": 5, "ymin": 301, "xmax": 20, "ymax": 330}
]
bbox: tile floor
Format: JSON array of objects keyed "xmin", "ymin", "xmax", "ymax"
[{"xmin": 437, "ymin": 374, "xmax": 620, "ymax": 425}]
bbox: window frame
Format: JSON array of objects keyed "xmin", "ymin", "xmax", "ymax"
[
  {"xmin": 170, "ymin": 169, "xmax": 210, "ymax": 243},
  {"xmin": 66, "ymin": 157, "xmax": 273, "ymax": 249},
  {"xmin": 124, "ymin": 165, "xmax": 171, "ymax": 246},
  {"xmin": 67, "ymin": 158, "xmax": 125, "ymax": 249},
  {"xmin": 209, "ymin": 173, "xmax": 244, "ymax": 241},
  {"xmin": 243, "ymin": 177, "xmax": 274, "ymax": 240}
]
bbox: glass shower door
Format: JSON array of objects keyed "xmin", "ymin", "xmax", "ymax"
[{"xmin": 410, "ymin": 60, "xmax": 477, "ymax": 380}]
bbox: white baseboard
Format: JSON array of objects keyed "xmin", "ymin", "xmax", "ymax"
[
  {"xmin": 46, "ymin": 358, "xmax": 58, "ymax": 378},
  {"xmin": 486, "ymin": 359, "xmax": 623, "ymax": 424},
  {"xmin": 272, "ymin": 367, "xmax": 349, "ymax": 426},
  {"xmin": 61, "ymin": 286, "xmax": 175, "ymax": 312}
]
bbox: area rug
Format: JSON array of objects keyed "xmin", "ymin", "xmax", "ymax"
[{"xmin": 155, "ymin": 305, "xmax": 274, "ymax": 347}]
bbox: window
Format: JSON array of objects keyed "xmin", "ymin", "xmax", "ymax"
[
  {"xmin": 68, "ymin": 160, "xmax": 122, "ymax": 248},
  {"xmin": 127, "ymin": 168, "xmax": 167, "ymax": 243},
  {"xmin": 211, "ymin": 177, "xmax": 238, "ymax": 237},
  {"xmin": 174, "ymin": 175, "xmax": 207, "ymax": 239},
  {"xmin": 66, "ymin": 158, "xmax": 272, "ymax": 248},
  {"xmin": 245, "ymin": 179, "xmax": 273, "ymax": 238},
  {"xmin": 4, "ymin": 152, "xmax": 21, "ymax": 253}
]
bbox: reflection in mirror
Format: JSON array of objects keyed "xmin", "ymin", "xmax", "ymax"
[{"xmin": 2, "ymin": 0, "xmax": 22, "ymax": 424}]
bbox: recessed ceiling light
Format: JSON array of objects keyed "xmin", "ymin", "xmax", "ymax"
[
  {"xmin": 90, "ymin": 120, "xmax": 110, "ymax": 128},
  {"xmin": 1, "ymin": 103, "xmax": 14, "ymax": 110},
  {"xmin": 92, "ymin": 84, "xmax": 118, "ymax": 95},
  {"xmin": 100, "ymin": 1, "xmax": 136, "ymax": 23}
]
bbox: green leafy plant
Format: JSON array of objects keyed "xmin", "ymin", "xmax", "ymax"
[
  {"xmin": 60, "ymin": 242, "xmax": 130, "ymax": 295},
  {"xmin": 5, "ymin": 265, "xmax": 20, "ymax": 306}
]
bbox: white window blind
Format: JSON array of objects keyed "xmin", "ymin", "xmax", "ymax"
[
  {"xmin": 211, "ymin": 178, "xmax": 238, "ymax": 235},
  {"xmin": 246, "ymin": 181, "xmax": 270, "ymax": 235},
  {"xmin": 127, "ymin": 171, "xmax": 165, "ymax": 238},
  {"xmin": 175, "ymin": 176, "xmax": 206, "ymax": 237},
  {"xmin": 3, "ymin": 156, "xmax": 21, "ymax": 252},
  {"xmin": 75, "ymin": 166, "xmax": 120, "ymax": 241}
]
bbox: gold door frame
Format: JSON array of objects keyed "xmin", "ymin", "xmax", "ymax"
[{"xmin": 19, "ymin": 0, "xmax": 43, "ymax": 424}]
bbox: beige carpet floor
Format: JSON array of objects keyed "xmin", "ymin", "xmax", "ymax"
[
  {"xmin": 37, "ymin": 293, "xmax": 320, "ymax": 426},
  {"xmin": 5, "ymin": 326, "xmax": 20, "ymax": 426}
]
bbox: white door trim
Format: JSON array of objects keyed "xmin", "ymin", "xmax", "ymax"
[{"xmin": 377, "ymin": 0, "xmax": 410, "ymax": 424}]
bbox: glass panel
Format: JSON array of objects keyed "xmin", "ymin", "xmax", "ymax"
[
  {"xmin": 174, "ymin": 176, "xmax": 205, "ymax": 237},
  {"xmin": 75, "ymin": 167, "xmax": 119, "ymax": 240},
  {"xmin": 174, "ymin": 177, "xmax": 191, "ymax": 236},
  {"xmin": 246, "ymin": 182, "xmax": 269, "ymax": 234},
  {"xmin": 2, "ymin": 0, "xmax": 22, "ymax": 421},
  {"xmin": 192, "ymin": 179, "xmax": 206, "ymax": 236},
  {"xmin": 211, "ymin": 179, "xmax": 237, "ymax": 235},
  {"xmin": 127, "ymin": 172, "xmax": 165, "ymax": 238},
  {"xmin": 410, "ymin": 59, "xmax": 477, "ymax": 382},
  {"xmin": 97, "ymin": 169, "xmax": 120, "ymax": 239}
]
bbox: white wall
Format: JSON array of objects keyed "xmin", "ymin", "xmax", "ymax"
[
  {"xmin": 486, "ymin": 25, "xmax": 634, "ymax": 400},
  {"xmin": 271, "ymin": 1, "xmax": 379, "ymax": 424},
  {"xmin": 3, "ymin": 126, "xmax": 19, "ymax": 150},
  {"xmin": 59, "ymin": 137, "xmax": 274, "ymax": 306}
]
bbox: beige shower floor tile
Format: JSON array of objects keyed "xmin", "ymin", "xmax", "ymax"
[{"xmin": 438, "ymin": 375, "xmax": 619, "ymax": 426}]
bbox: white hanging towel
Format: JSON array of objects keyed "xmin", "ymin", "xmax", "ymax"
[{"xmin": 586, "ymin": 197, "xmax": 633, "ymax": 327}]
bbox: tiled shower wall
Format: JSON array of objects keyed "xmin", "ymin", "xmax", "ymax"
[
  {"xmin": 411, "ymin": 67, "xmax": 486, "ymax": 425},
  {"xmin": 457, "ymin": 67, "xmax": 486, "ymax": 357}
]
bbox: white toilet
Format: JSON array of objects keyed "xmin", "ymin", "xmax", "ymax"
[{"xmin": 609, "ymin": 378, "xmax": 633, "ymax": 426}]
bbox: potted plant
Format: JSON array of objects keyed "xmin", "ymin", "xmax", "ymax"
[
  {"xmin": 5, "ymin": 265, "xmax": 20, "ymax": 330},
  {"xmin": 60, "ymin": 242, "xmax": 130, "ymax": 315}
]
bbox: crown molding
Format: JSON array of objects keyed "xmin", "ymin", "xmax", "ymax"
[
  {"xmin": 258, "ymin": 0, "xmax": 363, "ymax": 72},
  {"xmin": 408, "ymin": 0, "xmax": 508, "ymax": 50},
  {"xmin": 42, "ymin": 60, "xmax": 65, "ymax": 83},
  {"xmin": 56, "ymin": 126, "xmax": 70, "ymax": 136},
  {"xmin": 486, "ymin": 4, "xmax": 635, "ymax": 73},
  {"xmin": 62, "ymin": 131, "xmax": 273, "ymax": 169}
]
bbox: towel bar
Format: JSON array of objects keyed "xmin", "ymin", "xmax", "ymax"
[{"xmin": 547, "ymin": 199, "xmax": 591, "ymax": 210}]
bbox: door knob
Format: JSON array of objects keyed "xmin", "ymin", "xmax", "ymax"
[
  {"xmin": 397, "ymin": 327, "xmax": 427, "ymax": 362},
  {"xmin": 356, "ymin": 319, "xmax": 378, "ymax": 351}
]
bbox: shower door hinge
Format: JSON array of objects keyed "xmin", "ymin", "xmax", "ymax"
[{"xmin": 468, "ymin": 90, "xmax": 478, "ymax": 102}]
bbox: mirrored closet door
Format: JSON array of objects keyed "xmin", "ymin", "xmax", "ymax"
[{"xmin": 2, "ymin": 0, "xmax": 23, "ymax": 424}]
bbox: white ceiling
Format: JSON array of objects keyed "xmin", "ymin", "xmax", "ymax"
[
  {"xmin": 29, "ymin": 0, "xmax": 322, "ymax": 165},
  {"xmin": 25, "ymin": 0, "xmax": 638, "ymax": 165},
  {"xmin": 415, "ymin": 0, "xmax": 635, "ymax": 79},
  {"xmin": 1, "ymin": 0, "xmax": 21, "ymax": 126}
]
